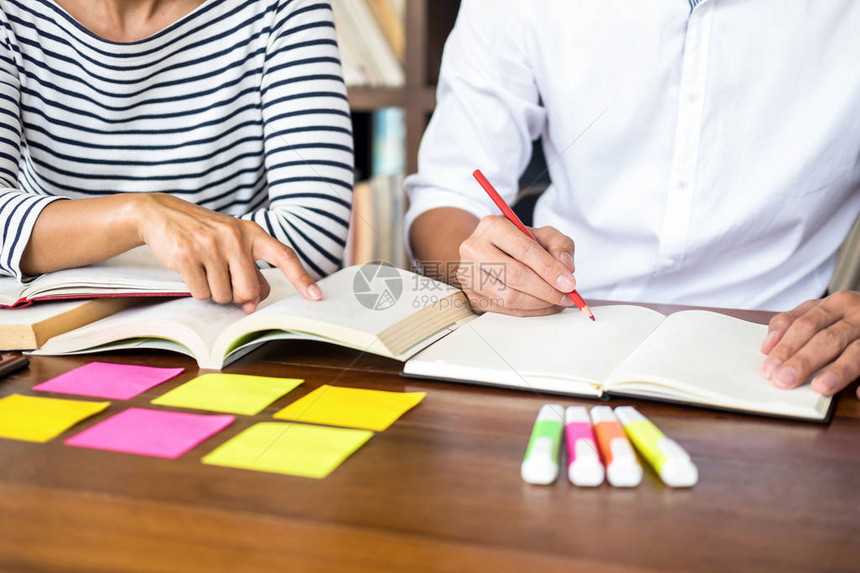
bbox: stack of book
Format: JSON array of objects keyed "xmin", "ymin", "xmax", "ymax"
[
  {"xmin": 343, "ymin": 172, "xmax": 409, "ymax": 269},
  {"xmin": 332, "ymin": 0, "xmax": 405, "ymax": 87}
]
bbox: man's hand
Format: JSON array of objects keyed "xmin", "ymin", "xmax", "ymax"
[
  {"xmin": 760, "ymin": 291, "xmax": 860, "ymax": 398},
  {"xmin": 455, "ymin": 215, "xmax": 578, "ymax": 316},
  {"xmin": 137, "ymin": 194, "xmax": 321, "ymax": 313}
]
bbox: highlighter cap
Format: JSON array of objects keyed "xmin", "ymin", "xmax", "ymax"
[
  {"xmin": 521, "ymin": 437, "xmax": 560, "ymax": 485},
  {"xmin": 568, "ymin": 440, "xmax": 605, "ymax": 487},
  {"xmin": 606, "ymin": 438, "xmax": 642, "ymax": 487},
  {"xmin": 658, "ymin": 438, "xmax": 699, "ymax": 487},
  {"xmin": 590, "ymin": 405, "xmax": 617, "ymax": 424},
  {"xmin": 521, "ymin": 404, "xmax": 564, "ymax": 485}
]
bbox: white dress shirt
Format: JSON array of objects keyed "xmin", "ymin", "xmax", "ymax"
[{"xmin": 404, "ymin": 0, "xmax": 860, "ymax": 311}]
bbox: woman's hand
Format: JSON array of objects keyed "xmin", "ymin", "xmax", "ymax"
[
  {"xmin": 455, "ymin": 215, "xmax": 578, "ymax": 316},
  {"xmin": 21, "ymin": 194, "xmax": 320, "ymax": 313},
  {"xmin": 136, "ymin": 194, "xmax": 320, "ymax": 313},
  {"xmin": 760, "ymin": 291, "xmax": 860, "ymax": 398}
]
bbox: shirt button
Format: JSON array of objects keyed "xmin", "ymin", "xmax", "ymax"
[
  {"xmin": 687, "ymin": 93, "xmax": 699, "ymax": 104},
  {"xmin": 661, "ymin": 259, "xmax": 676, "ymax": 270}
]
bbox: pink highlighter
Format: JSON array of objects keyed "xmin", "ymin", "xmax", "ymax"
[{"xmin": 565, "ymin": 406, "xmax": 605, "ymax": 487}]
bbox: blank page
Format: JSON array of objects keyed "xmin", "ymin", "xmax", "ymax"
[
  {"xmin": 604, "ymin": 310, "xmax": 831, "ymax": 419},
  {"xmin": 404, "ymin": 305, "xmax": 666, "ymax": 395}
]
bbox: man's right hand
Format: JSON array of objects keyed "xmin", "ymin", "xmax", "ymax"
[{"xmin": 455, "ymin": 215, "xmax": 579, "ymax": 316}]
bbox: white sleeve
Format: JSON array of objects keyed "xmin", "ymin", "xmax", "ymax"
[{"xmin": 403, "ymin": 0, "xmax": 546, "ymax": 245}]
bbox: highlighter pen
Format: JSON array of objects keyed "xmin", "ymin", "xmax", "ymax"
[
  {"xmin": 614, "ymin": 406, "xmax": 698, "ymax": 488},
  {"xmin": 564, "ymin": 406, "xmax": 605, "ymax": 487},
  {"xmin": 521, "ymin": 403, "xmax": 564, "ymax": 485},
  {"xmin": 590, "ymin": 405, "xmax": 642, "ymax": 487}
]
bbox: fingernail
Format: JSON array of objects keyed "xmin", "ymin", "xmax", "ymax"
[
  {"xmin": 559, "ymin": 294, "xmax": 575, "ymax": 307},
  {"xmin": 812, "ymin": 372, "xmax": 839, "ymax": 396},
  {"xmin": 556, "ymin": 274, "xmax": 576, "ymax": 292},
  {"xmin": 761, "ymin": 331, "xmax": 780, "ymax": 353},
  {"xmin": 761, "ymin": 358, "xmax": 781, "ymax": 378},
  {"xmin": 773, "ymin": 366, "xmax": 798, "ymax": 388},
  {"xmin": 308, "ymin": 284, "xmax": 322, "ymax": 300},
  {"xmin": 560, "ymin": 252, "xmax": 576, "ymax": 272}
]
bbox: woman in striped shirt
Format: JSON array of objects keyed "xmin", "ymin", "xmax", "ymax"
[{"xmin": 0, "ymin": 0, "xmax": 353, "ymax": 312}]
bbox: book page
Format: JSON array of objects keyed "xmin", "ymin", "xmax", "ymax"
[
  {"xmin": 220, "ymin": 265, "xmax": 462, "ymax": 356},
  {"xmin": 604, "ymin": 310, "xmax": 831, "ymax": 419},
  {"xmin": 21, "ymin": 247, "xmax": 188, "ymax": 300},
  {"xmin": 0, "ymin": 277, "xmax": 26, "ymax": 306},
  {"xmin": 33, "ymin": 269, "xmax": 295, "ymax": 365},
  {"xmin": 33, "ymin": 297, "xmax": 243, "ymax": 362},
  {"xmin": 404, "ymin": 305, "xmax": 667, "ymax": 396}
]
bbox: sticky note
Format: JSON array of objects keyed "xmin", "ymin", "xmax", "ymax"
[
  {"xmin": 151, "ymin": 373, "xmax": 303, "ymax": 415},
  {"xmin": 202, "ymin": 422, "xmax": 372, "ymax": 479},
  {"xmin": 0, "ymin": 394, "xmax": 109, "ymax": 443},
  {"xmin": 65, "ymin": 408, "xmax": 234, "ymax": 459},
  {"xmin": 273, "ymin": 385, "xmax": 425, "ymax": 431},
  {"xmin": 33, "ymin": 362, "xmax": 184, "ymax": 400}
]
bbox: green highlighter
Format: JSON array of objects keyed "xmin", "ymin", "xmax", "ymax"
[{"xmin": 520, "ymin": 403, "xmax": 564, "ymax": 484}]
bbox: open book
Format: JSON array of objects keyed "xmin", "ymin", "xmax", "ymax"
[
  {"xmin": 0, "ymin": 247, "xmax": 189, "ymax": 308},
  {"xmin": 403, "ymin": 305, "xmax": 834, "ymax": 423},
  {"xmin": 33, "ymin": 265, "xmax": 473, "ymax": 369}
]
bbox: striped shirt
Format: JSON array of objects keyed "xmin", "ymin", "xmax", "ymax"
[{"xmin": 0, "ymin": 0, "xmax": 354, "ymax": 280}]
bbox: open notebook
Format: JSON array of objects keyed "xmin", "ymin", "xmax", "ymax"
[
  {"xmin": 33, "ymin": 266, "xmax": 473, "ymax": 369},
  {"xmin": 403, "ymin": 305, "xmax": 834, "ymax": 423}
]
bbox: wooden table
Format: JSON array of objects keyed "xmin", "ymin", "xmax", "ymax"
[{"xmin": 0, "ymin": 304, "xmax": 857, "ymax": 573}]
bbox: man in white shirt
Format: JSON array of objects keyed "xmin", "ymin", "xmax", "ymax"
[{"xmin": 405, "ymin": 0, "xmax": 860, "ymax": 398}]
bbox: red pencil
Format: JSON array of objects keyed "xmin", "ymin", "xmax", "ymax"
[{"xmin": 472, "ymin": 169, "xmax": 595, "ymax": 321}]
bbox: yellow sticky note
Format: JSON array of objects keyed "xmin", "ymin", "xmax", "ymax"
[
  {"xmin": 152, "ymin": 373, "xmax": 303, "ymax": 415},
  {"xmin": 202, "ymin": 422, "xmax": 372, "ymax": 479},
  {"xmin": 273, "ymin": 385, "xmax": 425, "ymax": 431},
  {"xmin": 0, "ymin": 394, "xmax": 109, "ymax": 443}
]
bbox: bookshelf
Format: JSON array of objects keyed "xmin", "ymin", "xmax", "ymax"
[
  {"xmin": 346, "ymin": 0, "xmax": 461, "ymax": 175},
  {"xmin": 341, "ymin": 0, "xmax": 548, "ymax": 267}
]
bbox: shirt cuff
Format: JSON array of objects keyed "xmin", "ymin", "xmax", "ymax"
[{"xmin": 1, "ymin": 193, "xmax": 67, "ymax": 282}]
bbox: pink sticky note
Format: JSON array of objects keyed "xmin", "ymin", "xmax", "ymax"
[
  {"xmin": 65, "ymin": 408, "xmax": 234, "ymax": 459},
  {"xmin": 33, "ymin": 362, "xmax": 184, "ymax": 400}
]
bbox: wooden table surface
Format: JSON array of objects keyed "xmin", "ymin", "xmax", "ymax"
[{"xmin": 0, "ymin": 304, "xmax": 857, "ymax": 573}]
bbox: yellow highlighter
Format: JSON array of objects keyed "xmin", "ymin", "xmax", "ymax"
[{"xmin": 614, "ymin": 406, "xmax": 698, "ymax": 488}]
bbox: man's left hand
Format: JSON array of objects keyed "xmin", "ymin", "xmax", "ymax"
[{"xmin": 761, "ymin": 291, "xmax": 860, "ymax": 398}]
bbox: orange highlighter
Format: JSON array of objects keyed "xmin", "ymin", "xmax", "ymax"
[{"xmin": 591, "ymin": 405, "xmax": 642, "ymax": 487}]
